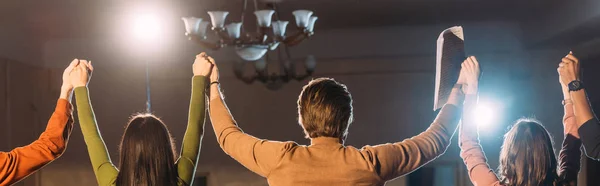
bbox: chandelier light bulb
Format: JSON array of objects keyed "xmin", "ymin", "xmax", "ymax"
[
  {"xmin": 292, "ymin": 10, "xmax": 313, "ymax": 28},
  {"xmin": 208, "ymin": 11, "xmax": 229, "ymax": 28},
  {"xmin": 197, "ymin": 22, "xmax": 210, "ymax": 38},
  {"xmin": 254, "ymin": 10, "xmax": 275, "ymax": 27},
  {"xmin": 226, "ymin": 22, "xmax": 242, "ymax": 39},
  {"xmin": 182, "ymin": 3, "xmax": 316, "ymax": 88},
  {"xmin": 307, "ymin": 16, "xmax": 318, "ymax": 32},
  {"xmin": 272, "ymin": 21, "xmax": 289, "ymax": 37},
  {"xmin": 181, "ymin": 17, "xmax": 202, "ymax": 35}
]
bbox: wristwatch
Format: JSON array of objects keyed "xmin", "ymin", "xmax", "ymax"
[{"xmin": 568, "ymin": 80, "xmax": 584, "ymax": 92}]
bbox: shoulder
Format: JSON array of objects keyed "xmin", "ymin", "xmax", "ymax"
[{"xmin": 279, "ymin": 141, "xmax": 300, "ymax": 151}]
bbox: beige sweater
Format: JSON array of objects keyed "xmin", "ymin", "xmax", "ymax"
[{"xmin": 209, "ymin": 95, "xmax": 461, "ymax": 186}]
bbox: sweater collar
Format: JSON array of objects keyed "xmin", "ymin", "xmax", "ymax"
[{"xmin": 310, "ymin": 137, "xmax": 343, "ymax": 146}]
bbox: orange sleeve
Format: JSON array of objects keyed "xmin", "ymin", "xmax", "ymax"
[{"xmin": 0, "ymin": 99, "xmax": 74, "ymax": 186}]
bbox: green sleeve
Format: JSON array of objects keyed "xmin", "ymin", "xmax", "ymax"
[
  {"xmin": 176, "ymin": 76, "xmax": 207, "ymax": 185},
  {"xmin": 74, "ymin": 87, "xmax": 118, "ymax": 186}
]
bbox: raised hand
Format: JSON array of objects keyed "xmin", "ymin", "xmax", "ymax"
[
  {"xmin": 59, "ymin": 59, "xmax": 81, "ymax": 100},
  {"xmin": 193, "ymin": 52, "xmax": 214, "ymax": 77},
  {"xmin": 558, "ymin": 52, "xmax": 580, "ymax": 87},
  {"xmin": 61, "ymin": 59, "xmax": 79, "ymax": 91},
  {"xmin": 70, "ymin": 60, "xmax": 93, "ymax": 88},
  {"xmin": 208, "ymin": 55, "xmax": 219, "ymax": 83},
  {"xmin": 457, "ymin": 56, "xmax": 481, "ymax": 94}
]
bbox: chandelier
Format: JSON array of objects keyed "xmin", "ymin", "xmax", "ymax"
[{"xmin": 182, "ymin": 0, "xmax": 317, "ymax": 90}]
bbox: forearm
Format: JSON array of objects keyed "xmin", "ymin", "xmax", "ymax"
[
  {"xmin": 37, "ymin": 99, "xmax": 74, "ymax": 155},
  {"xmin": 459, "ymin": 93, "xmax": 480, "ymax": 152},
  {"xmin": 178, "ymin": 76, "xmax": 207, "ymax": 184},
  {"xmin": 209, "ymin": 84, "xmax": 243, "ymax": 145},
  {"xmin": 59, "ymin": 86, "xmax": 73, "ymax": 102},
  {"xmin": 74, "ymin": 87, "xmax": 115, "ymax": 174},
  {"xmin": 446, "ymin": 86, "xmax": 465, "ymax": 107},
  {"xmin": 208, "ymin": 83, "xmax": 283, "ymax": 176},
  {"xmin": 0, "ymin": 99, "xmax": 73, "ymax": 185},
  {"xmin": 557, "ymin": 134, "xmax": 582, "ymax": 185},
  {"xmin": 563, "ymin": 101, "xmax": 579, "ymax": 138},
  {"xmin": 571, "ymin": 89, "xmax": 595, "ymax": 127},
  {"xmin": 562, "ymin": 86, "xmax": 571, "ymax": 100},
  {"xmin": 459, "ymin": 93, "xmax": 502, "ymax": 185}
]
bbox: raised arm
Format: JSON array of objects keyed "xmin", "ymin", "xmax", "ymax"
[
  {"xmin": 0, "ymin": 60, "xmax": 77, "ymax": 185},
  {"xmin": 557, "ymin": 101, "xmax": 581, "ymax": 186},
  {"xmin": 205, "ymin": 54, "xmax": 295, "ymax": 177},
  {"xmin": 455, "ymin": 57, "xmax": 502, "ymax": 186},
  {"xmin": 176, "ymin": 54, "xmax": 209, "ymax": 185},
  {"xmin": 556, "ymin": 54, "xmax": 582, "ymax": 185},
  {"xmin": 366, "ymin": 56, "xmax": 480, "ymax": 181},
  {"xmin": 72, "ymin": 60, "xmax": 119, "ymax": 185},
  {"xmin": 558, "ymin": 52, "xmax": 600, "ymax": 160}
]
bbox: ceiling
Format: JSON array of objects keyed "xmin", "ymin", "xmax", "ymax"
[{"xmin": 0, "ymin": 0, "xmax": 559, "ymax": 42}]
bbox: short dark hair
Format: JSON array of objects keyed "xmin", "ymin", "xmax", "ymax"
[{"xmin": 297, "ymin": 78, "xmax": 353, "ymax": 139}]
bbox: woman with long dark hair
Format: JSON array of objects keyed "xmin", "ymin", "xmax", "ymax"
[
  {"xmin": 459, "ymin": 53, "xmax": 582, "ymax": 186},
  {"xmin": 70, "ymin": 54, "xmax": 212, "ymax": 186}
]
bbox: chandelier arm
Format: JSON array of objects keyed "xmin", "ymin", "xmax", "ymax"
[
  {"xmin": 188, "ymin": 36, "xmax": 222, "ymax": 50},
  {"xmin": 277, "ymin": 47, "xmax": 289, "ymax": 74},
  {"xmin": 281, "ymin": 46, "xmax": 296, "ymax": 77},
  {"xmin": 282, "ymin": 32, "xmax": 309, "ymax": 46},
  {"xmin": 212, "ymin": 28, "xmax": 235, "ymax": 45},
  {"xmin": 272, "ymin": 3, "xmax": 281, "ymax": 21},
  {"xmin": 241, "ymin": 0, "xmax": 248, "ymax": 27},
  {"xmin": 253, "ymin": 0, "xmax": 260, "ymax": 34}
]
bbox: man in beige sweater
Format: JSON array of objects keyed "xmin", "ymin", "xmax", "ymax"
[{"xmin": 203, "ymin": 54, "xmax": 476, "ymax": 186}]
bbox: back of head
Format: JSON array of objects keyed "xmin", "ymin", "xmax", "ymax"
[
  {"xmin": 116, "ymin": 114, "xmax": 178, "ymax": 186},
  {"xmin": 297, "ymin": 78, "xmax": 353, "ymax": 139},
  {"xmin": 498, "ymin": 118, "xmax": 558, "ymax": 186}
]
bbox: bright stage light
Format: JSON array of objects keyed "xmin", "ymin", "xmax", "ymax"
[
  {"xmin": 473, "ymin": 102, "xmax": 495, "ymax": 128},
  {"xmin": 131, "ymin": 13, "xmax": 162, "ymax": 41}
]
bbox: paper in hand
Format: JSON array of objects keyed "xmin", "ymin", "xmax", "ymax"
[{"xmin": 434, "ymin": 26, "xmax": 465, "ymax": 111}]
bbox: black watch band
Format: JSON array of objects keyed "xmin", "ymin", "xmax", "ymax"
[{"xmin": 568, "ymin": 80, "xmax": 584, "ymax": 92}]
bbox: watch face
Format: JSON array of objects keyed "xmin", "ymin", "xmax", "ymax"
[{"xmin": 569, "ymin": 81, "xmax": 582, "ymax": 90}]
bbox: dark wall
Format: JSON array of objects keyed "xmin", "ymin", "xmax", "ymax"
[{"xmin": 0, "ymin": 58, "xmax": 62, "ymax": 186}]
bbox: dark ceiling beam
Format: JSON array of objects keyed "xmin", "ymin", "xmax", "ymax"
[
  {"xmin": 527, "ymin": 15, "xmax": 600, "ymax": 50},
  {"xmin": 523, "ymin": 0, "xmax": 600, "ymax": 49}
]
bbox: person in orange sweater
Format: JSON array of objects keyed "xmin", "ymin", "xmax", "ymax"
[
  {"xmin": 0, "ymin": 59, "xmax": 78, "ymax": 186},
  {"xmin": 204, "ymin": 53, "xmax": 475, "ymax": 185}
]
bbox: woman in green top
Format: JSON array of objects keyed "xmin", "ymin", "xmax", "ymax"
[{"xmin": 69, "ymin": 53, "xmax": 213, "ymax": 186}]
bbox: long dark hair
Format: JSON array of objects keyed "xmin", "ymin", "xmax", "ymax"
[
  {"xmin": 498, "ymin": 118, "xmax": 559, "ymax": 186},
  {"xmin": 115, "ymin": 114, "xmax": 179, "ymax": 186}
]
